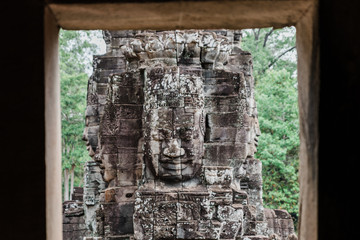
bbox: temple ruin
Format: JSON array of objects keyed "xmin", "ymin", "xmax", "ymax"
[{"xmin": 63, "ymin": 30, "xmax": 297, "ymax": 240}]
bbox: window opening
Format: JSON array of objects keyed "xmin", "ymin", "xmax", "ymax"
[{"xmin": 60, "ymin": 28, "xmax": 299, "ymax": 240}]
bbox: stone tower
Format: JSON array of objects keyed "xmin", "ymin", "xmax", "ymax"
[{"xmin": 80, "ymin": 30, "xmax": 297, "ymax": 240}]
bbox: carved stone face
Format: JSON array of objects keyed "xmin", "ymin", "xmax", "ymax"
[
  {"xmin": 82, "ymin": 126, "xmax": 96, "ymax": 157},
  {"xmin": 82, "ymin": 106, "xmax": 99, "ymax": 157},
  {"xmin": 146, "ymin": 107, "xmax": 204, "ymax": 181},
  {"xmin": 143, "ymin": 67, "xmax": 204, "ymax": 182}
]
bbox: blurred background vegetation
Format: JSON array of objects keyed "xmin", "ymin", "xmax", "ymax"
[{"xmin": 60, "ymin": 27, "xmax": 299, "ymax": 228}]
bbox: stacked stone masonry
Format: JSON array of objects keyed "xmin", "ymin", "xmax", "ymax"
[
  {"xmin": 67, "ymin": 30, "xmax": 297, "ymax": 240},
  {"xmin": 63, "ymin": 200, "xmax": 87, "ymax": 240}
]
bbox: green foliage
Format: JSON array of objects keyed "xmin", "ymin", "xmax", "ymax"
[
  {"xmin": 241, "ymin": 27, "xmax": 299, "ymax": 226},
  {"xmin": 59, "ymin": 30, "xmax": 98, "ymax": 75},
  {"xmin": 242, "ymin": 28, "xmax": 297, "ymax": 82},
  {"xmin": 60, "ymin": 29, "xmax": 101, "ymax": 187},
  {"xmin": 255, "ymin": 70, "xmax": 299, "ymax": 216},
  {"xmin": 61, "ymin": 73, "xmax": 88, "ymax": 185}
]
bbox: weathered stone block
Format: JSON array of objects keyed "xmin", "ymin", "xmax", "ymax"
[
  {"xmin": 219, "ymin": 144, "xmax": 247, "ymax": 160},
  {"xmin": 205, "ymin": 127, "xmax": 238, "ymax": 143},
  {"xmin": 154, "ymin": 225, "xmax": 176, "ymax": 240},
  {"xmin": 114, "ymin": 86, "xmax": 144, "ymax": 104},
  {"xmin": 209, "ymin": 188, "xmax": 233, "ymax": 205},
  {"xmin": 83, "ymin": 237, "xmax": 103, "ymax": 240},
  {"xmin": 233, "ymin": 190, "xmax": 248, "ymax": 205},
  {"xmin": 154, "ymin": 201, "xmax": 177, "ymax": 225},
  {"xmin": 204, "ymin": 84, "xmax": 239, "ymax": 96},
  {"xmin": 101, "ymin": 143, "xmax": 118, "ymax": 154},
  {"xmin": 63, "ymin": 215, "xmax": 85, "ymax": 225},
  {"xmin": 99, "ymin": 118, "xmax": 119, "ymax": 136},
  {"xmin": 240, "ymin": 236, "xmax": 269, "ymax": 240},
  {"xmin": 134, "ymin": 192, "xmax": 155, "ymax": 220},
  {"xmin": 156, "ymin": 192, "xmax": 178, "ymax": 201},
  {"xmin": 217, "ymin": 205, "xmax": 243, "ymax": 222},
  {"xmin": 117, "ymin": 148, "xmax": 138, "ymax": 169},
  {"xmin": 111, "ymin": 72, "xmax": 143, "ymax": 86},
  {"xmin": 108, "ymin": 30, "xmax": 138, "ymax": 38},
  {"xmin": 117, "ymin": 105, "xmax": 143, "ymax": 119},
  {"xmin": 117, "ymin": 119, "xmax": 142, "ymax": 136},
  {"xmin": 200, "ymin": 47, "xmax": 219, "ymax": 64},
  {"xmin": 94, "ymin": 69, "xmax": 126, "ymax": 83},
  {"xmin": 102, "ymin": 153, "xmax": 117, "ymax": 168},
  {"xmin": 116, "ymin": 168, "xmax": 136, "ymax": 186},
  {"xmin": 248, "ymin": 175, "xmax": 262, "ymax": 190},
  {"xmin": 116, "ymin": 135, "xmax": 141, "ymax": 148},
  {"xmin": 104, "ymin": 186, "xmax": 137, "ymax": 203},
  {"xmin": 198, "ymin": 220, "xmax": 221, "ymax": 240},
  {"xmin": 105, "ymin": 235, "xmax": 134, "ymax": 240},
  {"xmin": 273, "ymin": 209, "xmax": 292, "ymax": 220},
  {"xmin": 103, "ymin": 202, "xmax": 134, "ymax": 235},
  {"xmin": 94, "ymin": 56, "xmax": 126, "ymax": 70},
  {"xmin": 176, "ymin": 221, "xmax": 203, "ymax": 239},
  {"xmin": 219, "ymin": 221, "xmax": 241, "ymax": 239},
  {"xmin": 244, "ymin": 206, "xmax": 257, "ymax": 222},
  {"xmin": 133, "ymin": 218, "xmax": 153, "ymax": 240},
  {"xmin": 177, "ymin": 201, "xmax": 201, "ymax": 221},
  {"xmin": 203, "ymin": 166, "xmax": 233, "ymax": 187},
  {"xmin": 243, "ymin": 220, "xmax": 257, "ymax": 236},
  {"xmin": 236, "ymin": 128, "xmax": 250, "ymax": 144},
  {"xmin": 100, "ymin": 136, "xmax": 117, "ymax": 145}
]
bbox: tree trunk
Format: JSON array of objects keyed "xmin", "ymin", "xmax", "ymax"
[
  {"xmin": 69, "ymin": 165, "xmax": 75, "ymax": 200},
  {"xmin": 78, "ymin": 177, "xmax": 83, "ymax": 187},
  {"xmin": 263, "ymin": 28, "xmax": 274, "ymax": 48},
  {"xmin": 64, "ymin": 168, "xmax": 69, "ymax": 201},
  {"xmin": 253, "ymin": 28, "xmax": 261, "ymax": 41}
]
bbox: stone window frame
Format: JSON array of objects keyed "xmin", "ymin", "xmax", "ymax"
[{"xmin": 44, "ymin": 1, "xmax": 319, "ymax": 239}]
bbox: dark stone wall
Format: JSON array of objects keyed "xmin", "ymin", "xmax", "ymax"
[
  {"xmin": 318, "ymin": 0, "xmax": 360, "ymax": 239},
  {"xmin": 1, "ymin": 1, "xmax": 46, "ymax": 239},
  {"xmin": 1, "ymin": 0, "xmax": 360, "ymax": 239}
]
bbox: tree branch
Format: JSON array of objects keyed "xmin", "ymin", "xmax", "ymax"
[
  {"xmin": 253, "ymin": 28, "xmax": 261, "ymax": 41},
  {"xmin": 265, "ymin": 46, "xmax": 296, "ymax": 72},
  {"xmin": 263, "ymin": 28, "xmax": 274, "ymax": 48}
]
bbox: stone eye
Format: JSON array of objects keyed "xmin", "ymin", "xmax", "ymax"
[
  {"xmin": 180, "ymin": 127, "xmax": 192, "ymax": 141},
  {"xmin": 161, "ymin": 128, "xmax": 172, "ymax": 139},
  {"xmin": 158, "ymin": 131, "xmax": 164, "ymax": 140},
  {"xmin": 158, "ymin": 129, "xmax": 166, "ymax": 140}
]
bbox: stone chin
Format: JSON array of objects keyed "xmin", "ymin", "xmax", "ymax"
[
  {"xmin": 86, "ymin": 144, "xmax": 96, "ymax": 157},
  {"xmin": 157, "ymin": 171, "xmax": 201, "ymax": 182}
]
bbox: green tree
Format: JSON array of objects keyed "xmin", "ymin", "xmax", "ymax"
[
  {"xmin": 241, "ymin": 27, "xmax": 300, "ymax": 226},
  {"xmin": 255, "ymin": 70, "xmax": 299, "ymax": 218},
  {"xmin": 242, "ymin": 27, "xmax": 297, "ymax": 82},
  {"xmin": 60, "ymin": 30, "xmax": 102, "ymax": 201}
]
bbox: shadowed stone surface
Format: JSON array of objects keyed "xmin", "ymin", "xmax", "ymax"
[
  {"xmin": 73, "ymin": 30, "xmax": 297, "ymax": 240},
  {"xmin": 63, "ymin": 200, "xmax": 87, "ymax": 240}
]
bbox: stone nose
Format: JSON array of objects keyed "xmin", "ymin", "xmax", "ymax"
[
  {"xmin": 82, "ymin": 127, "xmax": 88, "ymax": 142},
  {"xmin": 163, "ymin": 139, "xmax": 185, "ymax": 158}
]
